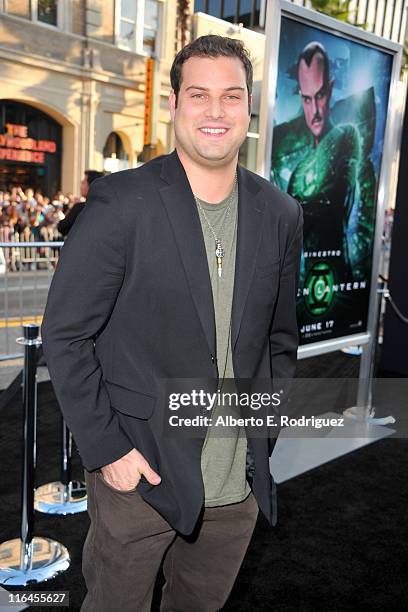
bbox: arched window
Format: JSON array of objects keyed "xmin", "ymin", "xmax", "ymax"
[{"xmin": 103, "ymin": 132, "xmax": 129, "ymax": 173}]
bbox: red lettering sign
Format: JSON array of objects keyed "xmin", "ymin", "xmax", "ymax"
[
  {"xmin": 0, "ymin": 148, "xmax": 45, "ymax": 163},
  {"xmin": 0, "ymin": 123, "xmax": 56, "ymax": 160},
  {"xmin": 5, "ymin": 123, "xmax": 28, "ymax": 137}
]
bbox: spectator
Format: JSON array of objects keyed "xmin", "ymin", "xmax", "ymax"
[
  {"xmin": 0, "ymin": 178, "xmax": 106, "ymax": 244},
  {"xmin": 57, "ymin": 170, "xmax": 104, "ymax": 237}
]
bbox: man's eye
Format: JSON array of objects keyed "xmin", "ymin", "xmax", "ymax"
[
  {"xmin": 226, "ymin": 95, "xmax": 239, "ymax": 100},
  {"xmin": 192, "ymin": 94, "xmax": 205, "ymax": 99}
]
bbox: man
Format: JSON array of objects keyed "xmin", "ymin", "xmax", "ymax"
[
  {"xmin": 57, "ymin": 170, "xmax": 104, "ymax": 237},
  {"xmin": 297, "ymin": 41, "xmax": 334, "ymax": 146},
  {"xmin": 42, "ymin": 35, "xmax": 302, "ymax": 612},
  {"xmin": 288, "ymin": 42, "xmax": 362, "ymax": 281}
]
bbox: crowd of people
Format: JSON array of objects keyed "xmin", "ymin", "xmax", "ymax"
[
  {"xmin": 0, "ymin": 170, "xmax": 105, "ymax": 243},
  {"xmin": 0, "ymin": 186, "xmax": 79, "ymax": 242}
]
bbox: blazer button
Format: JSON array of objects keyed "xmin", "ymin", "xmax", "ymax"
[{"xmin": 211, "ymin": 355, "xmax": 216, "ymax": 364}]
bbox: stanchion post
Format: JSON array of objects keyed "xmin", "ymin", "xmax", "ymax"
[
  {"xmin": 20, "ymin": 324, "xmax": 40, "ymax": 572},
  {"xmin": 61, "ymin": 417, "xmax": 72, "ymax": 505},
  {"xmin": 60, "ymin": 417, "xmax": 72, "ymax": 488},
  {"xmin": 34, "ymin": 393, "xmax": 87, "ymax": 514},
  {"xmin": 0, "ymin": 324, "xmax": 70, "ymax": 585},
  {"xmin": 356, "ymin": 279, "xmax": 385, "ymax": 417}
]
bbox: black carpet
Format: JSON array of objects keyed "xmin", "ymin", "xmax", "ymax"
[{"xmin": 1, "ymin": 353, "xmax": 407, "ymax": 611}]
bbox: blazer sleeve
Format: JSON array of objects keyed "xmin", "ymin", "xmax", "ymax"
[
  {"xmin": 269, "ymin": 199, "xmax": 303, "ymax": 380},
  {"xmin": 41, "ymin": 179, "xmax": 134, "ymax": 471}
]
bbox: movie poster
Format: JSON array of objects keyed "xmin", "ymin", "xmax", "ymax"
[{"xmin": 270, "ymin": 16, "xmax": 393, "ymax": 345}]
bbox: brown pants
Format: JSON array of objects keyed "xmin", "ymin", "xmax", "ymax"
[{"xmin": 81, "ymin": 470, "xmax": 259, "ymax": 612}]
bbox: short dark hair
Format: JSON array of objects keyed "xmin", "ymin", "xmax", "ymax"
[
  {"xmin": 85, "ymin": 170, "xmax": 105, "ymax": 185},
  {"xmin": 297, "ymin": 42, "xmax": 330, "ymax": 86},
  {"xmin": 170, "ymin": 35, "xmax": 253, "ymax": 114}
]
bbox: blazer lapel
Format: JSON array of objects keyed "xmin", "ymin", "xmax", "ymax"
[
  {"xmin": 231, "ymin": 165, "xmax": 265, "ymax": 349},
  {"xmin": 159, "ymin": 151, "xmax": 216, "ymax": 358}
]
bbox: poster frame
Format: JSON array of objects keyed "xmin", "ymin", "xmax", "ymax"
[{"xmin": 257, "ymin": 0, "xmax": 403, "ymax": 359}]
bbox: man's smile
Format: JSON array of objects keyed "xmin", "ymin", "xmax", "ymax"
[{"xmin": 198, "ymin": 126, "xmax": 230, "ymax": 138}]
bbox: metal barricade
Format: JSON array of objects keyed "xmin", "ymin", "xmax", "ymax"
[{"xmin": 0, "ymin": 241, "xmax": 63, "ymax": 360}]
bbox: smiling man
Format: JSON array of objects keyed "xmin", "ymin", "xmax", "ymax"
[{"xmin": 42, "ymin": 35, "xmax": 302, "ymax": 612}]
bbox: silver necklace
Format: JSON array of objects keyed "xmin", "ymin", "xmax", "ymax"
[{"xmin": 194, "ymin": 173, "xmax": 237, "ymax": 278}]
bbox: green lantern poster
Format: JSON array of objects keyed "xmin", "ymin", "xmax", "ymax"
[{"xmin": 270, "ymin": 16, "xmax": 393, "ymax": 345}]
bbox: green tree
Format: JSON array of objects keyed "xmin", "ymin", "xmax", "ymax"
[
  {"xmin": 311, "ymin": 0, "xmax": 407, "ymax": 74},
  {"xmin": 310, "ymin": 0, "xmax": 357, "ymax": 25}
]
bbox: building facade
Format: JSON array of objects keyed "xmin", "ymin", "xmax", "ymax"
[
  {"xmin": 194, "ymin": 0, "xmax": 408, "ymax": 44},
  {"xmin": 1, "ymin": 0, "xmax": 406, "ymax": 196},
  {"xmin": 0, "ymin": 0, "xmax": 181, "ymax": 196}
]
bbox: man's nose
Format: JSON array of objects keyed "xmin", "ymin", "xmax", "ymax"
[
  {"xmin": 312, "ymin": 96, "xmax": 321, "ymax": 119},
  {"xmin": 205, "ymin": 98, "xmax": 225, "ymax": 118}
]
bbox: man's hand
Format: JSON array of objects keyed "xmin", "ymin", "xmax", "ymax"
[{"xmin": 100, "ymin": 448, "xmax": 161, "ymax": 491}]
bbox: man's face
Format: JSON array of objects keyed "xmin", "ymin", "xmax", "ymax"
[
  {"xmin": 169, "ymin": 56, "xmax": 251, "ymax": 168},
  {"xmin": 298, "ymin": 54, "xmax": 333, "ymax": 143},
  {"xmin": 80, "ymin": 175, "xmax": 89, "ymax": 198}
]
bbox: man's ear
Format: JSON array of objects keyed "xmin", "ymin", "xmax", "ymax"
[{"xmin": 169, "ymin": 90, "xmax": 176, "ymax": 121}]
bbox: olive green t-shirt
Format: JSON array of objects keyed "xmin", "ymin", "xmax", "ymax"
[{"xmin": 195, "ymin": 180, "xmax": 251, "ymax": 507}]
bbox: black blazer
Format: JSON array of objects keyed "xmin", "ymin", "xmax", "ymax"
[{"xmin": 41, "ymin": 150, "xmax": 303, "ymax": 535}]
